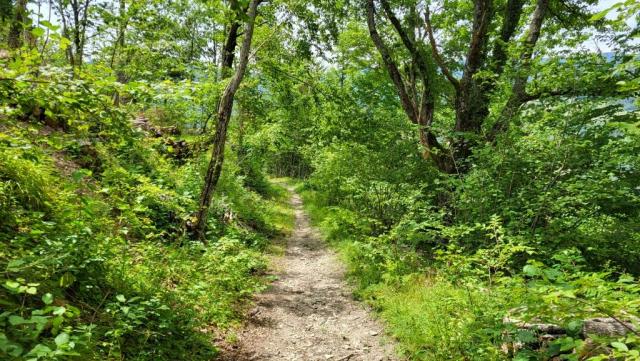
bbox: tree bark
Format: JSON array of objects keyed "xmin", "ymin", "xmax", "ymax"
[
  {"xmin": 205, "ymin": 0, "xmax": 253, "ymax": 132},
  {"xmin": 192, "ymin": 0, "xmax": 259, "ymax": 240},
  {"xmin": 366, "ymin": 0, "xmax": 454, "ymax": 173},
  {"xmin": 424, "ymin": 7, "xmax": 460, "ymax": 91},
  {"xmin": 111, "ymin": 0, "xmax": 128, "ymax": 105},
  {"xmin": 490, "ymin": 0, "xmax": 550, "ymax": 138},
  {"xmin": 366, "ymin": 0, "xmax": 551, "ymax": 173},
  {"xmin": 492, "ymin": 0, "xmax": 525, "ymax": 75},
  {"xmin": 8, "ymin": 0, "xmax": 28, "ymax": 49},
  {"xmin": 221, "ymin": 21, "xmax": 240, "ymax": 71},
  {"xmin": 451, "ymin": 0, "xmax": 494, "ymax": 168},
  {"xmin": 365, "ymin": 0, "xmax": 416, "ymax": 121},
  {"xmin": 58, "ymin": 0, "xmax": 90, "ymax": 68}
]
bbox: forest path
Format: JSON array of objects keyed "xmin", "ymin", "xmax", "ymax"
[{"xmin": 217, "ymin": 186, "xmax": 397, "ymax": 361}]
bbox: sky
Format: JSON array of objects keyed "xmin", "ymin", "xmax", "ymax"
[
  {"xmin": 27, "ymin": 0, "xmax": 635, "ymax": 54},
  {"xmin": 588, "ymin": 0, "xmax": 638, "ymax": 52}
]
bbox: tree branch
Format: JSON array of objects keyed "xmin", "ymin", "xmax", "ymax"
[
  {"xmin": 462, "ymin": 0, "xmax": 493, "ymax": 81},
  {"xmin": 512, "ymin": 0, "xmax": 549, "ymax": 98},
  {"xmin": 490, "ymin": 0, "xmax": 550, "ymax": 139},
  {"xmin": 380, "ymin": 0, "xmax": 427, "ymax": 75},
  {"xmin": 522, "ymin": 85, "xmax": 617, "ymax": 102},
  {"xmin": 367, "ymin": 0, "xmax": 452, "ymax": 172},
  {"xmin": 378, "ymin": 0, "xmax": 446, "ymax": 154},
  {"xmin": 424, "ymin": 6, "xmax": 460, "ymax": 91},
  {"xmin": 366, "ymin": 0, "xmax": 417, "ymax": 122},
  {"xmin": 491, "ymin": 0, "xmax": 525, "ymax": 76}
]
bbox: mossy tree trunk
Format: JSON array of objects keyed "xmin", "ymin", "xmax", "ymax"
[
  {"xmin": 192, "ymin": 0, "xmax": 259, "ymax": 240},
  {"xmin": 8, "ymin": 0, "xmax": 28, "ymax": 49}
]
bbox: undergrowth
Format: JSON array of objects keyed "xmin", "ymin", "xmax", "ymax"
[
  {"xmin": 0, "ymin": 80, "xmax": 294, "ymax": 360},
  {"xmin": 299, "ymin": 185, "xmax": 640, "ymax": 361}
]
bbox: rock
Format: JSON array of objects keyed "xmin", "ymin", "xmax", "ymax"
[
  {"xmin": 582, "ymin": 317, "xmax": 638, "ymax": 337},
  {"xmin": 503, "ymin": 317, "xmax": 566, "ymax": 334},
  {"xmin": 249, "ymin": 308, "xmax": 260, "ymax": 317},
  {"xmin": 505, "ymin": 315, "xmax": 639, "ymax": 338}
]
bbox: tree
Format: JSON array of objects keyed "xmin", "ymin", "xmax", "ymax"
[
  {"xmin": 220, "ymin": 0, "xmax": 243, "ymax": 77},
  {"xmin": 365, "ymin": 0, "xmax": 611, "ymax": 173},
  {"xmin": 0, "ymin": 0, "xmax": 12, "ymax": 24},
  {"xmin": 8, "ymin": 0, "xmax": 28, "ymax": 49},
  {"xmin": 55, "ymin": 0, "xmax": 92, "ymax": 67},
  {"xmin": 192, "ymin": 0, "xmax": 260, "ymax": 240},
  {"xmin": 202, "ymin": 0, "xmax": 259, "ymax": 132}
]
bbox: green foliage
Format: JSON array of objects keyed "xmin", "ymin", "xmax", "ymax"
[
  {"xmin": 0, "ymin": 59, "xmax": 293, "ymax": 360},
  {"xmin": 0, "ymin": 147, "xmax": 54, "ymax": 227},
  {"xmin": 1, "ymin": 287, "xmax": 94, "ymax": 360},
  {"xmin": 302, "ymin": 184, "xmax": 640, "ymax": 360},
  {"xmin": 2, "ymin": 0, "xmax": 638, "ymax": 358},
  {"xmin": 369, "ymin": 275, "xmax": 506, "ymax": 360}
]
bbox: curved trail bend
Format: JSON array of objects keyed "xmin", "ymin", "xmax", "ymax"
[{"xmin": 219, "ymin": 188, "xmax": 397, "ymax": 361}]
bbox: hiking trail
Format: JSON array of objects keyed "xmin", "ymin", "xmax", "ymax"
[{"xmin": 218, "ymin": 187, "xmax": 398, "ymax": 361}]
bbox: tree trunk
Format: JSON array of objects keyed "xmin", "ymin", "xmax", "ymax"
[
  {"xmin": 367, "ymin": 0, "xmax": 551, "ymax": 173},
  {"xmin": 366, "ymin": 0, "xmax": 455, "ymax": 173},
  {"xmin": 451, "ymin": 0, "xmax": 493, "ymax": 169},
  {"xmin": 221, "ymin": 22, "xmax": 240, "ymax": 71},
  {"xmin": 8, "ymin": 0, "xmax": 28, "ymax": 49},
  {"xmin": 71, "ymin": 0, "xmax": 82, "ymax": 66},
  {"xmin": 112, "ymin": 0, "xmax": 127, "ymax": 105},
  {"xmin": 192, "ymin": 0, "xmax": 259, "ymax": 240},
  {"xmin": 67, "ymin": 0, "xmax": 90, "ymax": 68},
  {"xmin": 490, "ymin": 0, "xmax": 549, "ymax": 137}
]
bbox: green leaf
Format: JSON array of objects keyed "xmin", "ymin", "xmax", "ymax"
[
  {"xmin": 59, "ymin": 36, "xmax": 71, "ymax": 50},
  {"xmin": 7, "ymin": 259, "xmax": 25, "ymax": 271},
  {"xmin": 0, "ymin": 332, "xmax": 24, "ymax": 356},
  {"xmin": 611, "ymin": 341, "xmax": 629, "ymax": 352},
  {"xmin": 54, "ymin": 333, "xmax": 69, "ymax": 346},
  {"xmin": 590, "ymin": 9, "xmax": 610, "ymax": 21},
  {"xmin": 40, "ymin": 20, "xmax": 59, "ymax": 30},
  {"xmin": 25, "ymin": 344, "xmax": 52, "ymax": 357},
  {"xmin": 71, "ymin": 169, "xmax": 92, "ymax": 181},
  {"xmin": 42, "ymin": 293, "xmax": 54, "ymax": 305},
  {"xmin": 590, "ymin": 3, "xmax": 622, "ymax": 21},
  {"xmin": 567, "ymin": 320, "xmax": 583, "ymax": 334},
  {"xmin": 52, "ymin": 307, "xmax": 66, "ymax": 316},
  {"xmin": 523, "ymin": 264, "xmax": 540, "ymax": 276},
  {"xmin": 513, "ymin": 351, "xmax": 535, "ymax": 361},
  {"xmin": 116, "ymin": 294, "xmax": 126, "ymax": 303},
  {"xmin": 59, "ymin": 273, "xmax": 76, "ymax": 288},
  {"xmin": 8, "ymin": 315, "xmax": 26, "ymax": 325},
  {"xmin": 516, "ymin": 330, "xmax": 537, "ymax": 343},
  {"xmin": 4, "ymin": 280, "xmax": 20, "ymax": 291},
  {"xmin": 31, "ymin": 27, "xmax": 45, "ymax": 38},
  {"xmin": 618, "ymin": 274, "xmax": 634, "ymax": 283},
  {"xmin": 559, "ymin": 337, "xmax": 576, "ymax": 351}
]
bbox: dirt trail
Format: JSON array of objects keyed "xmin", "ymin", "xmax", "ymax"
[{"xmin": 218, "ymin": 188, "xmax": 397, "ymax": 361}]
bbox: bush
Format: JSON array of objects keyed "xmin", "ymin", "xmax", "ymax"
[{"xmin": 0, "ymin": 69, "xmax": 293, "ymax": 360}]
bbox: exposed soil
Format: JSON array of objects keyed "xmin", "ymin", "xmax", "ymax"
[{"xmin": 218, "ymin": 188, "xmax": 398, "ymax": 361}]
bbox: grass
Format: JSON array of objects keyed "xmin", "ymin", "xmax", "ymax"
[
  {"xmin": 367, "ymin": 277, "xmax": 505, "ymax": 360},
  {"xmin": 262, "ymin": 177, "xmax": 296, "ymax": 255}
]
